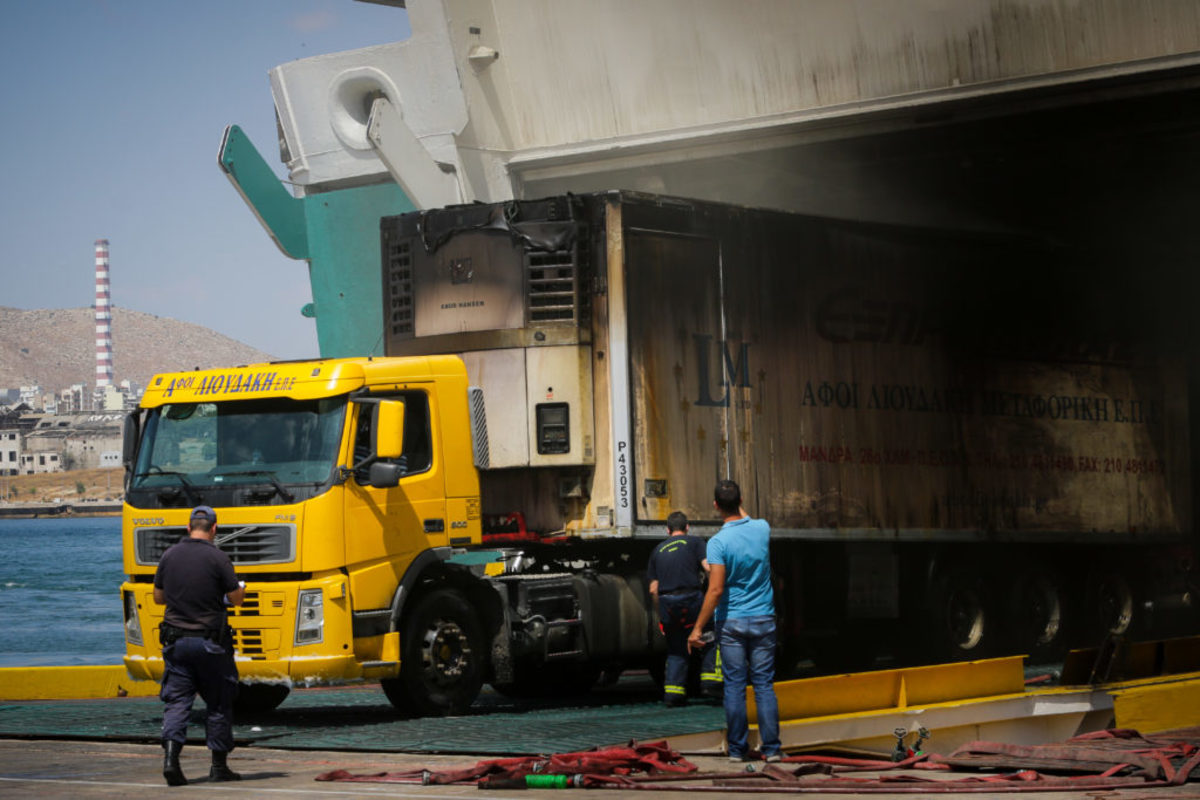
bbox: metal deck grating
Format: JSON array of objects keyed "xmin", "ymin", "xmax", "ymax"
[{"xmin": 0, "ymin": 677, "xmax": 723, "ymax": 755}]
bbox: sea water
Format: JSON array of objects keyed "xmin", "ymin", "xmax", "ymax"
[{"xmin": 0, "ymin": 516, "xmax": 125, "ymax": 666}]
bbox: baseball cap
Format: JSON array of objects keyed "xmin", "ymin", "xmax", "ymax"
[{"xmin": 190, "ymin": 505, "xmax": 217, "ymax": 525}]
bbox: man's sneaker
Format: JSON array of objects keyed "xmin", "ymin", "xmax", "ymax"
[
  {"xmin": 728, "ymin": 754, "xmax": 747, "ymax": 762},
  {"xmin": 764, "ymin": 753, "xmax": 783, "ymax": 763}
]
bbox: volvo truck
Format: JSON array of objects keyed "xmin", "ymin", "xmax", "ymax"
[{"xmin": 121, "ymin": 191, "xmax": 1196, "ymax": 714}]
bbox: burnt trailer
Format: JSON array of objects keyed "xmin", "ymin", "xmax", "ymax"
[{"xmin": 379, "ymin": 190, "xmax": 1197, "ymax": 671}]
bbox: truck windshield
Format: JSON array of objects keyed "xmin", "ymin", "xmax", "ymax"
[{"xmin": 131, "ymin": 396, "xmax": 347, "ymax": 490}]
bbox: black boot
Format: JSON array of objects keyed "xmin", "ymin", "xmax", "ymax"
[
  {"xmin": 209, "ymin": 750, "xmax": 242, "ymax": 782},
  {"xmin": 162, "ymin": 740, "xmax": 187, "ymax": 786}
]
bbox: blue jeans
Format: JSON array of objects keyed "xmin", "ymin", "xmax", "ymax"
[{"xmin": 717, "ymin": 615, "xmax": 781, "ymax": 757}]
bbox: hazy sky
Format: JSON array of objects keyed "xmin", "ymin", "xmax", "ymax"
[{"xmin": 0, "ymin": 1, "xmax": 412, "ymax": 360}]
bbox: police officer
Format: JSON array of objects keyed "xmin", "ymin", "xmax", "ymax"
[
  {"xmin": 154, "ymin": 505, "xmax": 245, "ymax": 786},
  {"xmin": 646, "ymin": 511, "xmax": 720, "ymax": 706}
]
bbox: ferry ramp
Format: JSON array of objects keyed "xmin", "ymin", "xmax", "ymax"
[
  {"xmin": 3, "ymin": 641, "xmax": 1200, "ymax": 756},
  {"xmin": 3, "ymin": 647, "xmax": 1200, "ymax": 799},
  {"xmin": 0, "ymin": 670, "xmax": 723, "ymax": 755}
]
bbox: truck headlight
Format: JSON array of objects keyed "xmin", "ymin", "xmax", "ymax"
[
  {"xmin": 295, "ymin": 589, "xmax": 324, "ymax": 645},
  {"xmin": 123, "ymin": 590, "xmax": 143, "ymax": 646}
]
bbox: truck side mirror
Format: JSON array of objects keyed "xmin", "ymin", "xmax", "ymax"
[
  {"xmin": 367, "ymin": 461, "xmax": 403, "ymax": 489},
  {"xmin": 373, "ymin": 400, "xmax": 405, "ymax": 460},
  {"xmin": 121, "ymin": 411, "xmax": 140, "ymax": 466}
]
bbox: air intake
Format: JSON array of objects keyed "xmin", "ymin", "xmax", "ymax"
[
  {"xmin": 468, "ymin": 386, "xmax": 490, "ymax": 469},
  {"xmin": 385, "ymin": 236, "xmax": 414, "ymax": 338}
]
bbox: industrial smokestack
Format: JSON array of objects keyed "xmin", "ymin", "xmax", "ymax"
[{"xmin": 94, "ymin": 239, "xmax": 113, "ymax": 388}]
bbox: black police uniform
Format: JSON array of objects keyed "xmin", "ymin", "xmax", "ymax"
[
  {"xmin": 646, "ymin": 534, "xmax": 721, "ymax": 704},
  {"xmin": 154, "ymin": 536, "xmax": 240, "ymax": 758}
]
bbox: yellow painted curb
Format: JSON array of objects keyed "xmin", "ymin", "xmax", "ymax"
[
  {"xmin": 0, "ymin": 665, "xmax": 159, "ymax": 700},
  {"xmin": 1109, "ymin": 672, "xmax": 1200, "ymax": 734},
  {"xmin": 752, "ymin": 655, "xmax": 1026, "ymax": 720}
]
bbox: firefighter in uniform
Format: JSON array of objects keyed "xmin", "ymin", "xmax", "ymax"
[
  {"xmin": 154, "ymin": 505, "xmax": 245, "ymax": 786},
  {"xmin": 647, "ymin": 511, "xmax": 722, "ymax": 705}
]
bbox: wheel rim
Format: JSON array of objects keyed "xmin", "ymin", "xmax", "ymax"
[
  {"xmin": 947, "ymin": 586, "xmax": 986, "ymax": 650},
  {"xmin": 420, "ymin": 616, "xmax": 473, "ymax": 686},
  {"xmin": 1097, "ymin": 575, "xmax": 1134, "ymax": 636},
  {"xmin": 1023, "ymin": 574, "xmax": 1063, "ymax": 646}
]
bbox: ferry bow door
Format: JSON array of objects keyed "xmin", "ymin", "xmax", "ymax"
[
  {"xmin": 343, "ymin": 390, "xmax": 446, "ymax": 622},
  {"xmin": 626, "ymin": 230, "xmax": 731, "ymax": 525}
]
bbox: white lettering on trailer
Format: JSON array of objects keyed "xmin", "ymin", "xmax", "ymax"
[
  {"xmin": 617, "ymin": 441, "xmax": 629, "ymax": 510},
  {"xmin": 606, "ymin": 202, "xmax": 634, "ymax": 533}
]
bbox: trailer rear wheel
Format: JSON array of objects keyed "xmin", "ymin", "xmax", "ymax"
[
  {"xmin": 1085, "ymin": 569, "xmax": 1136, "ymax": 642},
  {"xmin": 382, "ymin": 588, "xmax": 484, "ymax": 716},
  {"xmin": 1007, "ymin": 565, "xmax": 1067, "ymax": 661},
  {"xmin": 923, "ymin": 564, "xmax": 993, "ymax": 662}
]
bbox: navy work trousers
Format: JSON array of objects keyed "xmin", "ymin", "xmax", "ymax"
[
  {"xmin": 658, "ymin": 591, "xmax": 720, "ymax": 702},
  {"xmin": 160, "ymin": 635, "xmax": 239, "ymax": 752}
]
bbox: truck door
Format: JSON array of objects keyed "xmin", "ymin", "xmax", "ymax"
[
  {"xmin": 343, "ymin": 389, "xmax": 446, "ymax": 612},
  {"xmin": 625, "ymin": 230, "xmax": 730, "ymax": 524}
]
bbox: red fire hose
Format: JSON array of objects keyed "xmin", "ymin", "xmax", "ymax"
[{"xmin": 316, "ymin": 730, "xmax": 1200, "ymax": 793}]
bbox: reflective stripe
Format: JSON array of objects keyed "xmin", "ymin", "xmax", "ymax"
[
  {"xmin": 700, "ymin": 671, "xmax": 723, "ymax": 682},
  {"xmin": 664, "ymin": 685, "xmax": 687, "ymax": 695}
]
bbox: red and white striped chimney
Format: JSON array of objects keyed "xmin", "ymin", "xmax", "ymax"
[{"xmin": 94, "ymin": 239, "xmax": 113, "ymax": 388}]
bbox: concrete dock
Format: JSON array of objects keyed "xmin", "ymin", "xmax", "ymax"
[
  {"xmin": 4, "ymin": 656, "xmax": 1200, "ymax": 798},
  {"xmin": 7, "ymin": 738, "xmax": 1200, "ymax": 800}
]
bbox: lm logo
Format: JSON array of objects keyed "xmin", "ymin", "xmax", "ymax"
[{"xmin": 694, "ymin": 334, "xmax": 751, "ymax": 408}]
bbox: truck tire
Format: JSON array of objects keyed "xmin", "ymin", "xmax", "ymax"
[
  {"xmin": 234, "ymin": 683, "xmax": 290, "ymax": 714},
  {"xmin": 1006, "ymin": 564, "xmax": 1068, "ymax": 662},
  {"xmin": 1082, "ymin": 567, "xmax": 1136, "ymax": 646},
  {"xmin": 922, "ymin": 563, "xmax": 994, "ymax": 663},
  {"xmin": 382, "ymin": 588, "xmax": 485, "ymax": 716}
]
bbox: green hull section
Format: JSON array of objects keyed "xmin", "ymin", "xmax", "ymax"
[{"xmin": 219, "ymin": 125, "xmax": 413, "ymax": 357}]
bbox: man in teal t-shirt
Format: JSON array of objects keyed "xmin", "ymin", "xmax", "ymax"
[{"xmin": 688, "ymin": 479, "xmax": 782, "ymax": 761}]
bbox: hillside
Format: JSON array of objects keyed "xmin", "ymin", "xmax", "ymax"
[
  {"xmin": 1, "ymin": 467, "xmax": 124, "ymax": 504},
  {"xmin": 0, "ymin": 306, "xmax": 276, "ymax": 393}
]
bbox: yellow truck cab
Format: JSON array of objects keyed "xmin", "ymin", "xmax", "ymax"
[{"xmin": 120, "ymin": 356, "xmax": 507, "ymax": 715}]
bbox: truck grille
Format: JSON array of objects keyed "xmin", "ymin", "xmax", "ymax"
[
  {"xmin": 229, "ymin": 591, "xmax": 286, "ymax": 617},
  {"xmin": 232, "ymin": 628, "xmax": 267, "ymax": 659},
  {"xmin": 134, "ymin": 525, "xmax": 296, "ymax": 565}
]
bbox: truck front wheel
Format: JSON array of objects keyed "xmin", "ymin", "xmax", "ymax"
[
  {"xmin": 382, "ymin": 588, "xmax": 485, "ymax": 716},
  {"xmin": 234, "ymin": 683, "xmax": 290, "ymax": 714}
]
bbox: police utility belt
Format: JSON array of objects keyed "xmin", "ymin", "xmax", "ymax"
[{"xmin": 159, "ymin": 622, "xmax": 229, "ymax": 645}]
